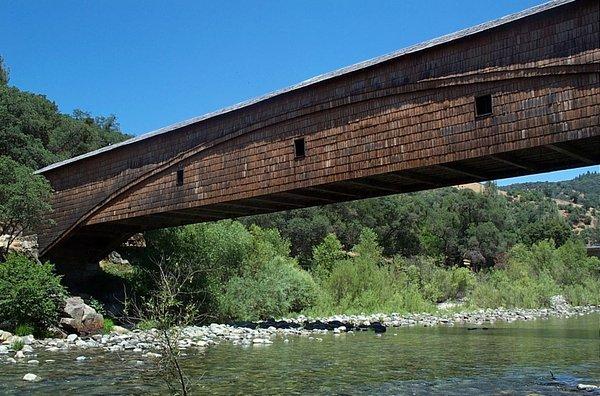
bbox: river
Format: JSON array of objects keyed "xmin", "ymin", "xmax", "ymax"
[{"xmin": 2, "ymin": 313, "xmax": 599, "ymax": 395}]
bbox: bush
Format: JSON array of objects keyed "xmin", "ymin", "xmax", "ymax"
[
  {"xmin": 219, "ymin": 257, "xmax": 318, "ymax": 320},
  {"xmin": 14, "ymin": 323, "xmax": 34, "ymax": 336},
  {"xmin": 470, "ymin": 241, "xmax": 600, "ymax": 308},
  {"xmin": 0, "ymin": 254, "xmax": 66, "ymax": 334},
  {"xmin": 137, "ymin": 319, "xmax": 158, "ymax": 331},
  {"xmin": 103, "ymin": 318, "xmax": 115, "ymax": 334},
  {"xmin": 0, "ymin": 156, "xmax": 53, "ymax": 259},
  {"xmin": 11, "ymin": 339, "xmax": 24, "ymax": 351},
  {"xmin": 312, "ymin": 233, "xmax": 345, "ymax": 280},
  {"xmin": 129, "ymin": 221, "xmax": 319, "ymax": 322},
  {"xmin": 88, "ymin": 298, "xmax": 107, "ymax": 316},
  {"xmin": 309, "ymin": 230, "xmax": 437, "ymax": 315}
]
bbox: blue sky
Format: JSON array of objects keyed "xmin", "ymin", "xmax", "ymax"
[{"xmin": 1, "ymin": 0, "xmax": 597, "ymax": 184}]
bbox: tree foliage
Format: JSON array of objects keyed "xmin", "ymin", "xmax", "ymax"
[
  {"xmin": 127, "ymin": 221, "xmax": 318, "ymax": 322},
  {"xmin": 0, "ymin": 55, "xmax": 130, "ymax": 260},
  {"xmin": 243, "ymin": 182, "xmax": 585, "ymax": 269},
  {"xmin": 0, "ymin": 57, "xmax": 130, "ymax": 170},
  {"xmin": 0, "ymin": 254, "xmax": 67, "ymax": 333},
  {"xmin": 0, "ymin": 156, "xmax": 52, "ymax": 258},
  {"xmin": 0, "ymin": 56, "xmax": 9, "ymax": 86}
]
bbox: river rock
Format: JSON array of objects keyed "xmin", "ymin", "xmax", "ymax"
[
  {"xmin": 0, "ymin": 345, "xmax": 8, "ymax": 354},
  {"xmin": 60, "ymin": 297, "xmax": 104, "ymax": 335},
  {"xmin": 112, "ymin": 325, "xmax": 130, "ymax": 335},
  {"xmin": 22, "ymin": 373, "xmax": 40, "ymax": 382},
  {"xmin": 1, "ymin": 234, "xmax": 39, "ymax": 262},
  {"xmin": 577, "ymin": 384, "xmax": 599, "ymax": 391},
  {"xmin": 66, "ymin": 334, "xmax": 78, "ymax": 343},
  {"xmin": 550, "ymin": 295, "xmax": 570, "ymax": 312},
  {"xmin": 107, "ymin": 251, "xmax": 129, "ymax": 265},
  {"xmin": 252, "ymin": 338, "xmax": 273, "ymax": 344},
  {"xmin": 46, "ymin": 326, "xmax": 67, "ymax": 339},
  {"xmin": 0, "ymin": 330, "xmax": 12, "ymax": 342}
]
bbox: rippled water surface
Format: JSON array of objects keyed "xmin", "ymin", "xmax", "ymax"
[{"xmin": 1, "ymin": 314, "xmax": 599, "ymax": 395}]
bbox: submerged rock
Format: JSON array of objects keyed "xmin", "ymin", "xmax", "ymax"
[{"xmin": 22, "ymin": 373, "xmax": 40, "ymax": 382}]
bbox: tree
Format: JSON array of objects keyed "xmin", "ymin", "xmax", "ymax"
[
  {"xmin": 312, "ymin": 233, "xmax": 345, "ymax": 275},
  {"xmin": 520, "ymin": 217, "xmax": 572, "ymax": 247},
  {"xmin": 0, "ymin": 56, "xmax": 131, "ymax": 170},
  {"xmin": 0, "ymin": 254, "xmax": 66, "ymax": 333},
  {"xmin": 0, "ymin": 156, "xmax": 53, "ymax": 259},
  {"xmin": 0, "ymin": 56, "xmax": 8, "ymax": 85}
]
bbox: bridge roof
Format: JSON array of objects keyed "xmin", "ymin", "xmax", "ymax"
[{"xmin": 36, "ymin": 0, "xmax": 574, "ymax": 174}]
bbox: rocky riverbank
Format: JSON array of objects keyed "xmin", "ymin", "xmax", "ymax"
[{"xmin": 1, "ymin": 296, "xmax": 598, "ymax": 367}]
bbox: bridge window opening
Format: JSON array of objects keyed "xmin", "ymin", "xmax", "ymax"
[
  {"xmin": 294, "ymin": 138, "xmax": 306, "ymax": 158},
  {"xmin": 475, "ymin": 94, "xmax": 493, "ymax": 117},
  {"xmin": 176, "ymin": 167, "xmax": 184, "ymax": 186}
]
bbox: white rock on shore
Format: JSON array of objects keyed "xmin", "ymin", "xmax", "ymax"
[
  {"xmin": 577, "ymin": 384, "xmax": 599, "ymax": 391},
  {"xmin": 0, "ymin": 296, "xmax": 597, "ymax": 361}
]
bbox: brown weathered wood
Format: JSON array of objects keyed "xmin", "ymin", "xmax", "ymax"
[{"xmin": 35, "ymin": 0, "xmax": 600, "ymax": 268}]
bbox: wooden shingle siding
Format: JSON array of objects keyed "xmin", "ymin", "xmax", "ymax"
[{"xmin": 37, "ymin": 0, "xmax": 600, "ymax": 267}]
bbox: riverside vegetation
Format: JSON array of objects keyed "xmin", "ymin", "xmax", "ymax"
[{"xmin": 0, "ymin": 53, "xmax": 599, "ymax": 338}]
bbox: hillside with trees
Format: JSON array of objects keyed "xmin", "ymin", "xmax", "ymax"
[
  {"xmin": 502, "ymin": 172, "xmax": 599, "ymax": 244},
  {"xmin": 505, "ymin": 171, "xmax": 600, "ymax": 209}
]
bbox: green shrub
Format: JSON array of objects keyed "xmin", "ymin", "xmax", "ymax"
[
  {"xmin": 11, "ymin": 339, "xmax": 24, "ymax": 351},
  {"xmin": 450, "ymin": 267, "xmax": 476, "ymax": 298},
  {"xmin": 219, "ymin": 257, "xmax": 318, "ymax": 320},
  {"xmin": 309, "ymin": 230, "xmax": 437, "ymax": 315},
  {"xmin": 312, "ymin": 233, "xmax": 345, "ymax": 280},
  {"xmin": 14, "ymin": 324, "xmax": 34, "ymax": 336},
  {"xmin": 103, "ymin": 318, "xmax": 115, "ymax": 334},
  {"xmin": 130, "ymin": 221, "xmax": 319, "ymax": 322},
  {"xmin": 0, "ymin": 254, "xmax": 66, "ymax": 333},
  {"xmin": 137, "ymin": 319, "xmax": 158, "ymax": 330},
  {"xmin": 470, "ymin": 241, "xmax": 599, "ymax": 309},
  {"xmin": 88, "ymin": 298, "xmax": 106, "ymax": 316}
]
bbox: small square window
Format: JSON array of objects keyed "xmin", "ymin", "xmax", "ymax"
[
  {"xmin": 176, "ymin": 167, "xmax": 184, "ymax": 186},
  {"xmin": 475, "ymin": 94, "xmax": 493, "ymax": 117},
  {"xmin": 294, "ymin": 138, "xmax": 306, "ymax": 158}
]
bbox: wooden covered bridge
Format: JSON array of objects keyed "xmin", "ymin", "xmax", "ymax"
[{"xmin": 36, "ymin": 0, "xmax": 599, "ymax": 273}]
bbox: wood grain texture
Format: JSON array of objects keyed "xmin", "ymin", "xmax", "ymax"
[{"xmin": 37, "ymin": 0, "xmax": 600, "ymax": 268}]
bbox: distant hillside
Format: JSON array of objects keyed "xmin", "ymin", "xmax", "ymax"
[
  {"xmin": 502, "ymin": 171, "xmax": 599, "ymax": 242},
  {"xmin": 504, "ymin": 172, "xmax": 600, "ymax": 209}
]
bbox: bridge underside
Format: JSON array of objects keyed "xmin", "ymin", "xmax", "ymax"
[
  {"xmin": 45, "ymin": 135, "xmax": 599, "ymax": 274},
  {"xmin": 37, "ymin": 0, "xmax": 600, "ymax": 284}
]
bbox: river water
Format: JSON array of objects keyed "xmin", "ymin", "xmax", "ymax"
[{"xmin": 1, "ymin": 314, "xmax": 599, "ymax": 395}]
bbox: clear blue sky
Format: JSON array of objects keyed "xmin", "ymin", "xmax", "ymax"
[{"xmin": 1, "ymin": 0, "xmax": 597, "ymax": 184}]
